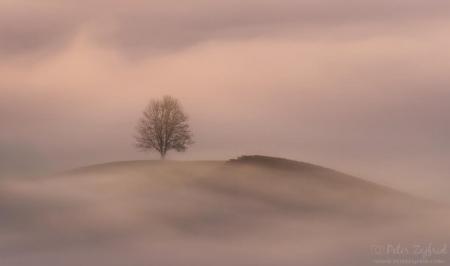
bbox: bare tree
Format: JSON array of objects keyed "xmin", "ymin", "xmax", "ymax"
[{"xmin": 135, "ymin": 96, "xmax": 193, "ymax": 159}]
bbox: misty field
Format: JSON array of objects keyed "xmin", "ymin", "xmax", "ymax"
[{"xmin": 1, "ymin": 156, "xmax": 448, "ymax": 266}]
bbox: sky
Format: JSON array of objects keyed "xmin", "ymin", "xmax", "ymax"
[{"xmin": 1, "ymin": 0, "xmax": 450, "ymax": 201}]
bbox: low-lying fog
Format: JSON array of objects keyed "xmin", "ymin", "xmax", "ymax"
[{"xmin": 0, "ymin": 158, "xmax": 448, "ymax": 266}]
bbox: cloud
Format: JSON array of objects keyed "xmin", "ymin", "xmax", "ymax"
[
  {"xmin": 0, "ymin": 2, "xmax": 81, "ymax": 59},
  {"xmin": 1, "ymin": 0, "xmax": 450, "ymax": 58},
  {"xmin": 96, "ymin": 0, "xmax": 450, "ymax": 55}
]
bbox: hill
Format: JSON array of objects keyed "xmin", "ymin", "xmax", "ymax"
[
  {"xmin": 0, "ymin": 155, "xmax": 448, "ymax": 266},
  {"xmin": 63, "ymin": 155, "xmax": 432, "ymax": 220}
]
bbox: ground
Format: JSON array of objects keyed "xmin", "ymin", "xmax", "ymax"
[{"xmin": 0, "ymin": 156, "xmax": 448, "ymax": 266}]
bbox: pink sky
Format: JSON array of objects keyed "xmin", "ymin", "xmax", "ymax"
[{"xmin": 1, "ymin": 0, "xmax": 450, "ymax": 201}]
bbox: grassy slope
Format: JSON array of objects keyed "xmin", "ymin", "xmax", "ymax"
[
  {"xmin": 61, "ymin": 155, "xmax": 431, "ymax": 220},
  {"xmin": 1, "ymin": 155, "xmax": 448, "ymax": 266}
]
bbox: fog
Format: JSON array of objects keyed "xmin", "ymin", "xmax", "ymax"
[
  {"xmin": 1, "ymin": 1, "xmax": 449, "ymax": 264},
  {"xmin": 0, "ymin": 159, "xmax": 448, "ymax": 265}
]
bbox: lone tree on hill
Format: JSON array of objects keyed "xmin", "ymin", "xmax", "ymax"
[{"xmin": 135, "ymin": 96, "xmax": 193, "ymax": 159}]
